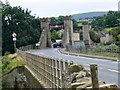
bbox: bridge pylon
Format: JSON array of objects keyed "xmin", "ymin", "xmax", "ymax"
[
  {"xmin": 38, "ymin": 18, "xmax": 51, "ymax": 49},
  {"xmin": 62, "ymin": 15, "xmax": 74, "ymax": 47},
  {"xmin": 81, "ymin": 20, "xmax": 92, "ymax": 47}
]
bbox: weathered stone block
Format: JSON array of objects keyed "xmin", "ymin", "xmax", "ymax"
[
  {"xmin": 70, "ymin": 82, "xmax": 86, "ymax": 89},
  {"xmin": 76, "ymin": 77, "xmax": 91, "ymax": 83},
  {"xmin": 68, "ymin": 64, "xmax": 84, "ymax": 74},
  {"xmin": 76, "ymin": 70, "xmax": 91, "ymax": 80},
  {"xmin": 76, "ymin": 81, "xmax": 92, "ymax": 89},
  {"xmin": 71, "ymin": 73, "xmax": 78, "ymax": 83}
]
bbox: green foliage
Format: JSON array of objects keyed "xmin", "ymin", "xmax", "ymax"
[
  {"xmin": 89, "ymin": 30, "xmax": 100, "ymax": 43},
  {"xmin": 80, "ymin": 31, "xmax": 83, "ymax": 40},
  {"xmin": 104, "ymin": 11, "xmax": 118, "ymax": 27},
  {"xmin": 91, "ymin": 11, "xmax": 120, "ymax": 28},
  {"xmin": 0, "ymin": 53, "xmax": 25, "ymax": 76},
  {"xmin": 109, "ymin": 27, "xmax": 120, "ymax": 36},
  {"xmin": 104, "ymin": 41, "xmax": 113, "ymax": 45},
  {"xmin": 87, "ymin": 52, "xmax": 118, "ymax": 58},
  {"xmin": 50, "ymin": 16, "xmax": 64, "ymax": 25},
  {"xmin": 51, "ymin": 30, "xmax": 61, "ymax": 42},
  {"xmin": 107, "ymin": 26, "xmax": 120, "ymax": 45},
  {"xmin": 73, "ymin": 19, "xmax": 78, "ymax": 28},
  {"xmin": 91, "ymin": 11, "xmax": 120, "ymax": 45},
  {"xmin": 117, "ymin": 34, "xmax": 120, "ymax": 41},
  {"xmin": 2, "ymin": 58, "xmax": 10, "ymax": 72},
  {"xmin": 50, "ymin": 16, "xmax": 78, "ymax": 42},
  {"xmin": 2, "ymin": 4, "xmax": 41, "ymax": 55},
  {"xmin": 50, "ymin": 16, "xmax": 78, "ymax": 29},
  {"xmin": 97, "ymin": 44, "xmax": 118, "ymax": 50},
  {"xmin": 108, "ymin": 44, "xmax": 119, "ymax": 49},
  {"xmin": 91, "ymin": 16, "xmax": 105, "ymax": 28},
  {"xmin": 105, "ymin": 27, "xmax": 114, "ymax": 32},
  {"xmin": 57, "ymin": 16, "xmax": 64, "ymax": 24},
  {"xmin": 50, "ymin": 17, "xmax": 57, "ymax": 25}
]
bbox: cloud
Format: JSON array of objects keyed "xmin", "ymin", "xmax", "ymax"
[{"xmin": 6, "ymin": 0, "xmax": 119, "ymax": 17}]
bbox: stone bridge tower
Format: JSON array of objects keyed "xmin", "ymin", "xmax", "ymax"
[
  {"xmin": 62, "ymin": 16, "xmax": 74, "ymax": 47},
  {"xmin": 39, "ymin": 18, "xmax": 51, "ymax": 49},
  {"xmin": 82, "ymin": 20, "xmax": 91, "ymax": 47}
]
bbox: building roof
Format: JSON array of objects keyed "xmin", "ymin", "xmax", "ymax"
[{"xmin": 98, "ymin": 31, "xmax": 106, "ymax": 37}]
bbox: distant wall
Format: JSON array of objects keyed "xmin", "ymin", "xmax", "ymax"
[{"xmin": 73, "ymin": 33, "xmax": 80, "ymax": 41}]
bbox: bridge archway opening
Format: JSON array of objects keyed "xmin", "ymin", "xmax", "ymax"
[{"xmin": 50, "ymin": 23, "xmax": 64, "ymax": 48}]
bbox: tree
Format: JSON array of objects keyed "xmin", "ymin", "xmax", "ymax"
[
  {"xmin": 50, "ymin": 17, "xmax": 57, "ymax": 25},
  {"xmin": 73, "ymin": 19, "xmax": 78, "ymax": 29},
  {"xmin": 91, "ymin": 16, "xmax": 105, "ymax": 28},
  {"xmin": 89, "ymin": 30, "xmax": 100, "ymax": 43},
  {"xmin": 57, "ymin": 16, "xmax": 64, "ymax": 24},
  {"xmin": 80, "ymin": 31, "xmax": 83, "ymax": 40},
  {"xmin": 51, "ymin": 30, "xmax": 61, "ymax": 42},
  {"xmin": 91, "ymin": 11, "xmax": 120, "ymax": 28},
  {"xmin": 105, "ymin": 12, "xmax": 119, "ymax": 27},
  {"xmin": 109, "ymin": 27, "xmax": 120, "ymax": 45},
  {"xmin": 2, "ymin": 4, "xmax": 41, "ymax": 55}
]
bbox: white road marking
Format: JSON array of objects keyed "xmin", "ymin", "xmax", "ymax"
[
  {"xmin": 99, "ymin": 68, "xmax": 103, "ymax": 70},
  {"xmin": 112, "ymin": 62, "xmax": 118, "ymax": 64},
  {"xmin": 108, "ymin": 69, "xmax": 119, "ymax": 73}
]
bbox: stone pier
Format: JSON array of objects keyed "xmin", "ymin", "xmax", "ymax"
[
  {"xmin": 82, "ymin": 20, "xmax": 91, "ymax": 47},
  {"xmin": 39, "ymin": 18, "xmax": 51, "ymax": 49},
  {"xmin": 62, "ymin": 16, "xmax": 74, "ymax": 47}
]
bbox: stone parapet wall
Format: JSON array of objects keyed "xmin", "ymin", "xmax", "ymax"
[
  {"xmin": 17, "ymin": 49, "xmax": 26, "ymax": 62},
  {"xmin": 19, "ymin": 45, "xmax": 34, "ymax": 51}
]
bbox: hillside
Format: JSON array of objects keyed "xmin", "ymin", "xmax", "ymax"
[{"xmin": 72, "ymin": 11, "xmax": 107, "ymax": 20}]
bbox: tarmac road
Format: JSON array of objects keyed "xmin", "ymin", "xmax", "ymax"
[{"xmin": 28, "ymin": 48, "xmax": 119, "ymax": 86}]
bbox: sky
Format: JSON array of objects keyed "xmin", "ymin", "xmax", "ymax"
[{"xmin": 2, "ymin": 0, "xmax": 120, "ymax": 18}]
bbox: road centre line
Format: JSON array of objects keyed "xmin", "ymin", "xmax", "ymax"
[{"xmin": 108, "ymin": 69, "xmax": 119, "ymax": 73}]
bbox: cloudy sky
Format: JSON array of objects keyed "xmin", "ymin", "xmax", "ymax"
[{"xmin": 2, "ymin": 0, "xmax": 120, "ymax": 17}]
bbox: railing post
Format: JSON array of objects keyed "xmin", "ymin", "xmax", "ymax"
[
  {"xmin": 90, "ymin": 64, "xmax": 99, "ymax": 90},
  {"xmin": 51, "ymin": 58, "xmax": 55, "ymax": 88},
  {"xmin": 49, "ymin": 58, "xmax": 52, "ymax": 88},
  {"xmin": 64, "ymin": 60, "xmax": 69, "ymax": 89},
  {"xmin": 53, "ymin": 59, "xmax": 57, "ymax": 88},
  {"xmin": 57, "ymin": 60, "xmax": 61, "ymax": 88},
  {"xmin": 60, "ymin": 59, "xmax": 64, "ymax": 88}
]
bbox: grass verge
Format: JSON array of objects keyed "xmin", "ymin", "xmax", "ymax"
[
  {"xmin": 84, "ymin": 51, "xmax": 118, "ymax": 58},
  {"xmin": 0, "ymin": 53, "xmax": 26, "ymax": 77}
]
